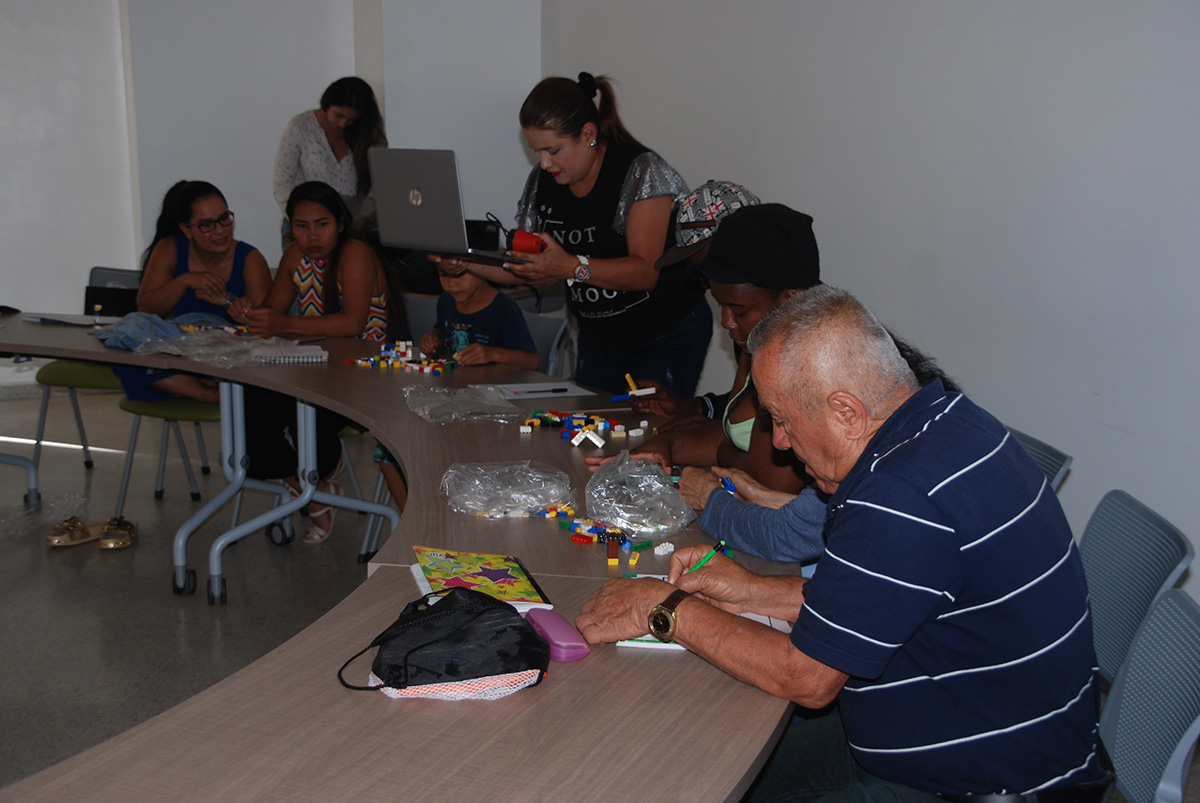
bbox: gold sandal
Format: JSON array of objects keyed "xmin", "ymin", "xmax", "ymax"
[
  {"xmin": 47, "ymin": 516, "xmax": 102, "ymax": 548},
  {"xmin": 99, "ymin": 517, "xmax": 138, "ymax": 550}
]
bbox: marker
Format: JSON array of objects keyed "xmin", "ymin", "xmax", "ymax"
[
  {"xmin": 514, "ymin": 387, "xmax": 569, "ymax": 395},
  {"xmin": 687, "ymin": 540, "xmax": 728, "ymax": 573},
  {"xmin": 720, "ymin": 477, "xmax": 737, "ymax": 495}
]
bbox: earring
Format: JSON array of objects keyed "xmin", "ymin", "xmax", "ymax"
[{"xmin": 589, "ymin": 140, "xmax": 596, "ymax": 148}]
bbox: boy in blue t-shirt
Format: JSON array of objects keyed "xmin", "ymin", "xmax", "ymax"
[
  {"xmin": 419, "ymin": 265, "xmax": 539, "ymax": 370},
  {"xmin": 375, "ymin": 266, "xmax": 541, "ymax": 510}
]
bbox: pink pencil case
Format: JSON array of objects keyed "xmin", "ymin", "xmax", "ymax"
[{"xmin": 526, "ymin": 608, "xmax": 590, "ymax": 662}]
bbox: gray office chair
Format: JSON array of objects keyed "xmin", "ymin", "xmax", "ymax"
[
  {"xmin": 403, "ymin": 293, "xmax": 439, "ymax": 345},
  {"xmin": 1007, "ymin": 426, "xmax": 1072, "ymax": 491},
  {"xmin": 1079, "ymin": 490, "xmax": 1194, "ymax": 683},
  {"xmin": 521, "ymin": 310, "xmax": 567, "ymax": 375},
  {"xmin": 1099, "ymin": 589, "xmax": 1200, "ymax": 803}
]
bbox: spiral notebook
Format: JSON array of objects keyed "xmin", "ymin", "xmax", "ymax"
[{"xmin": 250, "ymin": 344, "xmax": 328, "ymax": 363}]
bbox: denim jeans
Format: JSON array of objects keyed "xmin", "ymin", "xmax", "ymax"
[{"xmin": 575, "ymin": 299, "xmax": 712, "ymax": 396}]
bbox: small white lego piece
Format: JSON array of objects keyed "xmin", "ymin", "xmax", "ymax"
[
  {"xmin": 654, "ymin": 542, "xmax": 675, "ymax": 556},
  {"xmin": 519, "ymin": 425, "xmax": 533, "ymax": 434},
  {"xmin": 628, "ymin": 428, "xmax": 645, "ymax": 437}
]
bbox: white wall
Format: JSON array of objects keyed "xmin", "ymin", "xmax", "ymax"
[
  {"xmin": 126, "ymin": 0, "xmax": 356, "ymax": 267},
  {"xmin": 381, "ymin": 0, "xmax": 541, "ymax": 220},
  {"xmin": 0, "ymin": 1, "xmax": 137, "ymax": 313},
  {"xmin": 542, "ymin": 1, "xmax": 1200, "ymax": 594}
]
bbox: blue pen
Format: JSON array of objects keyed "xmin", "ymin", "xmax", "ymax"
[{"xmin": 720, "ymin": 477, "xmax": 737, "ymax": 495}]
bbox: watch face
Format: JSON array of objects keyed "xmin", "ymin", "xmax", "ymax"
[{"xmin": 649, "ymin": 610, "xmax": 672, "ymax": 638}]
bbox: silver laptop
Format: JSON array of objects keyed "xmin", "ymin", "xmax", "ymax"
[{"xmin": 369, "ymin": 148, "xmax": 527, "ymax": 265}]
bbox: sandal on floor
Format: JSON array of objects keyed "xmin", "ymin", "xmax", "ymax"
[
  {"xmin": 303, "ymin": 482, "xmax": 341, "ymax": 544},
  {"xmin": 46, "ymin": 516, "xmax": 102, "ymax": 548},
  {"xmin": 99, "ymin": 517, "xmax": 138, "ymax": 550}
]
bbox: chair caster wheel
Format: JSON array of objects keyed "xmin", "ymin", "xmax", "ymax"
[
  {"xmin": 155, "ymin": 490, "xmax": 164, "ymax": 500},
  {"xmin": 84, "ymin": 460, "xmax": 94, "ymax": 469},
  {"xmin": 201, "ymin": 466, "xmax": 211, "ymax": 475},
  {"xmin": 266, "ymin": 522, "xmax": 293, "ymax": 546},
  {"xmin": 190, "ymin": 492, "xmax": 201, "ymax": 501},
  {"xmin": 172, "ymin": 569, "xmax": 197, "ymax": 595}
]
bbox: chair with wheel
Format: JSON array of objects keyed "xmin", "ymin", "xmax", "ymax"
[
  {"xmin": 1006, "ymin": 426, "xmax": 1073, "ymax": 492},
  {"xmin": 1079, "ymin": 489, "xmax": 1194, "ymax": 683},
  {"xmin": 521, "ymin": 310, "xmax": 568, "ymax": 376},
  {"xmin": 1098, "ymin": 588, "xmax": 1200, "ymax": 803}
]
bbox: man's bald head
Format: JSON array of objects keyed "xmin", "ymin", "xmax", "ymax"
[{"xmin": 747, "ymin": 285, "xmax": 918, "ymax": 422}]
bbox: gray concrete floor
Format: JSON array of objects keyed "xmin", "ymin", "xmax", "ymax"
[{"xmin": 0, "ymin": 390, "xmax": 382, "ymax": 789}]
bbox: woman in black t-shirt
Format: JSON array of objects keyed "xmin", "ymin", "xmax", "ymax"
[{"xmin": 442, "ymin": 73, "xmax": 711, "ymax": 395}]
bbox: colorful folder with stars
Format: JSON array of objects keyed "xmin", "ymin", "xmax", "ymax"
[{"xmin": 410, "ymin": 545, "xmax": 552, "ymax": 612}]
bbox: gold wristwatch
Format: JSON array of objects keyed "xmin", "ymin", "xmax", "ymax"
[
  {"xmin": 573, "ymin": 255, "xmax": 591, "ymax": 282},
  {"xmin": 648, "ymin": 588, "xmax": 690, "ymax": 643}
]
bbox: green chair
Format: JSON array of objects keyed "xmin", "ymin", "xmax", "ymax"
[
  {"xmin": 33, "ymin": 360, "xmax": 122, "ymax": 469},
  {"xmin": 113, "ymin": 397, "xmax": 220, "ymax": 518},
  {"xmin": 32, "ymin": 266, "xmax": 139, "ymax": 469}
]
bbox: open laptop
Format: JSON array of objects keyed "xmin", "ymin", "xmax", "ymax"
[{"xmin": 369, "ymin": 148, "xmax": 528, "ymax": 265}]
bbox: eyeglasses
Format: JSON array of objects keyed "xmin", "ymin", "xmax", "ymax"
[{"xmin": 189, "ymin": 211, "xmax": 235, "ymax": 234}]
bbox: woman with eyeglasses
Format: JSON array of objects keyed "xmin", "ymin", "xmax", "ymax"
[
  {"xmin": 137, "ymin": 181, "xmax": 271, "ymax": 322},
  {"xmin": 115, "ymin": 180, "xmax": 271, "ymax": 405}
]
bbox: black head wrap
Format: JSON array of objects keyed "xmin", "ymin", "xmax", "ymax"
[{"xmin": 576, "ymin": 72, "xmax": 598, "ymax": 100}]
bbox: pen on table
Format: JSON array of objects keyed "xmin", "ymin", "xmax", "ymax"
[
  {"xmin": 514, "ymin": 387, "xmax": 569, "ymax": 395},
  {"xmin": 687, "ymin": 539, "xmax": 728, "ymax": 574}
]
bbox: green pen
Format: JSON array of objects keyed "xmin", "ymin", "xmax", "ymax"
[{"xmin": 687, "ymin": 540, "xmax": 728, "ymax": 573}]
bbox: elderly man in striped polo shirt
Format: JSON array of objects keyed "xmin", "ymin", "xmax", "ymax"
[{"xmin": 577, "ymin": 285, "xmax": 1106, "ymax": 803}]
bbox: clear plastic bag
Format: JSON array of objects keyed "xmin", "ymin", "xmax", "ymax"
[
  {"xmin": 585, "ymin": 450, "xmax": 696, "ymax": 538},
  {"xmin": 403, "ymin": 385, "xmax": 521, "ymax": 424},
  {"xmin": 148, "ymin": 331, "xmax": 288, "ymax": 368},
  {"xmin": 440, "ymin": 460, "xmax": 573, "ymax": 517}
]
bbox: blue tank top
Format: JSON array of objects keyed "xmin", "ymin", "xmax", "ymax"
[{"xmin": 170, "ymin": 233, "xmax": 253, "ymax": 322}]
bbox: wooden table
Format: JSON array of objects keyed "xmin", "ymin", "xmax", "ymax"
[{"xmin": 0, "ymin": 313, "xmax": 795, "ymax": 801}]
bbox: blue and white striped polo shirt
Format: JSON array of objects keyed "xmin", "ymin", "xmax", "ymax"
[{"xmin": 793, "ymin": 380, "xmax": 1101, "ymax": 795}]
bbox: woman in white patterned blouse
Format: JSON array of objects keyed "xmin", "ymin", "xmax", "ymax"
[{"xmin": 272, "ymin": 77, "xmax": 387, "ymax": 243}]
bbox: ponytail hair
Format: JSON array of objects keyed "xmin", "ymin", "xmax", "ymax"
[
  {"xmin": 320, "ymin": 76, "xmax": 388, "ymax": 195},
  {"xmin": 518, "ymin": 72, "xmax": 642, "ymax": 148},
  {"xmin": 142, "ymin": 180, "xmax": 227, "ymax": 271}
]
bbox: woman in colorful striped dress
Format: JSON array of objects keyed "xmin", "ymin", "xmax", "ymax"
[{"xmin": 243, "ymin": 181, "xmax": 407, "ymax": 543}]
